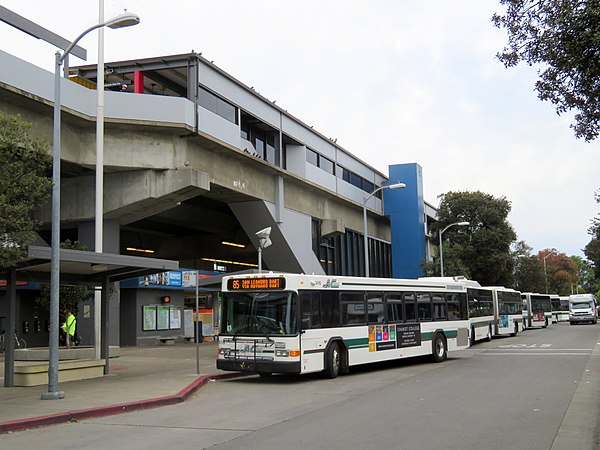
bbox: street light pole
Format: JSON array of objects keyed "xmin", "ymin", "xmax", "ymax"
[
  {"xmin": 43, "ymin": 12, "xmax": 140, "ymax": 401},
  {"xmin": 543, "ymin": 249, "xmax": 557, "ymax": 294},
  {"xmin": 362, "ymin": 182, "xmax": 406, "ymax": 277},
  {"xmin": 439, "ymin": 221, "xmax": 470, "ymax": 277}
]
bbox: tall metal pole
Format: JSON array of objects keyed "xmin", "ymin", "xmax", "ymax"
[
  {"xmin": 257, "ymin": 247, "xmax": 263, "ymax": 273},
  {"xmin": 42, "ymin": 52, "xmax": 65, "ymax": 400},
  {"xmin": 543, "ymin": 249, "xmax": 556, "ymax": 294},
  {"xmin": 195, "ymin": 270, "xmax": 200, "ymax": 375},
  {"xmin": 363, "ymin": 202, "xmax": 370, "ymax": 277},
  {"xmin": 438, "ymin": 221, "xmax": 470, "ymax": 278},
  {"xmin": 439, "ymin": 230, "xmax": 445, "ymax": 277},
  {"xmin": 94, "ymin": 0, "xmax": 105, "ymax": 361},
  {"xmin": 362, "ymin": 182, "xmax": 406, "ymax": 277}
]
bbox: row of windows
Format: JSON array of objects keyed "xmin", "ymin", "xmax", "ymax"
[
  {"xmin": 312, "ymin": 220, "xmax": 392, "ymax": 277},
  {"xmin": 199, "ymin": 87, "xmax": 237, "ymax": 124},
  {"xmin": 305, "ymin": 150, "xmax": 381, "ymax": 198},
  {"xmin": 306, "ymin": 148, "xmax": 335, "ymax": 175},
  {"xmin": 299, "ymin": 290, "xmax": 469, "ymax": 330},
  {"xmin": 467, "ymin": 288, "xmax": 494, "ymax": 317}
]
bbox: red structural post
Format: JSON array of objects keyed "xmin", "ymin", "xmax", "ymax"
[{"xmin": 134, "ymin": 70, "xmax": 144, "ymax": 93}]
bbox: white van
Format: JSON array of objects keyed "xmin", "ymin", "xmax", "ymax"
[{"xmin": 568, "ymin": 294, "xmax": 598, "ymax": 325}]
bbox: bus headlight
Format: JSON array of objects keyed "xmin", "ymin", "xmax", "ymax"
[{"xmin": 275, "ymin": 350, "xmax": 289, "ymax": 357}]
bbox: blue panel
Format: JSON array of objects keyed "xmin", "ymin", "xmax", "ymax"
[{"xmin": 384, "ymin": 163, "xmax": 426, "ymax": 279}]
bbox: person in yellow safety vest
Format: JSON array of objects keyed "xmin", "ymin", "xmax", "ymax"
[{"xmin": 61, "ymin": 310, "xmax": 76, "ymax": 349}]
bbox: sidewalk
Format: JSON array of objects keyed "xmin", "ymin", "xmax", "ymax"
[{"xmin": 0, "ymin": 341, "xmax": 239, "ymax": 433}]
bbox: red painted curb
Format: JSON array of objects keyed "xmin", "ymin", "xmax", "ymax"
[{"xmin": 0, "ymin": 372, "xmax": 248, "ymax": 434}]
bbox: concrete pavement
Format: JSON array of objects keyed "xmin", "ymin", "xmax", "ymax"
[{"xmin": 0, "ymin": 341, "xmax": 242, "ymax": 433}]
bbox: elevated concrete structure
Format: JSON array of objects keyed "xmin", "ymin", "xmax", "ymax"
[{"xmin": 0, "ymin": 50, "xmax": 393, "ymax": 277}]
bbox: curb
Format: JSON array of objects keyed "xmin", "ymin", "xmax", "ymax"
[{"xmin": 0, "ymin": 372, "xmax": 247, "ymax": 434}]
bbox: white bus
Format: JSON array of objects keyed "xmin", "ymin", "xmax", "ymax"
[
  {"xmin": 466, "ymin": 286, "xmax": 496, "ymax": 344},
  {"xmin": 418, "ymin": 277, "xmax": 495, "ymax": 345},
  {"xmin": 550, "ymin": 294, "xmax": 568, "ymax": 323},
  {"xmin": 521, "ymin": 293, "xmax": 551, "ymax": 329},
  {"xmin": 217, "ymin": 273, "xmax": 472, "ymax": 378},
  {"xmin": 490, "ymin": 287, "xmax": 522, "ymax": 336}
]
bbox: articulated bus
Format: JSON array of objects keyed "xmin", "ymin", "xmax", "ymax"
[
  {"xmin": 490, "ymin": 287, "xmax": 522, "ymax": 336},
  {"xmin": 521, "ymin": 293, "xmax": 551, "ymax": 329},
  {"xmin": 217, "ymin": 273, "xmax": 472, "ymax": 378}
]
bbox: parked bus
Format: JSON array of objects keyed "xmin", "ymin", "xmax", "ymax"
[
  {"xmin": 521, "ymin": 293, "xmax": 551, "ymax": 329},
  {"xmin": 217, "ymin": 273, "xmax": 471, "ymax": 378},
  {"xmin": 490, "ymin": 287, "xmax": 522, "ymax": 336},
  {"xmin": 466, "ymin": 286, "xmax": 495, "ymax": 344},
  {"xmin": 568, "ymin": 294, "xmax": 598, "ymax": 325},
  {"xmin": 418, "ymin": 277, "xmax": 494, "ymax": 345},
  {"xmin": 550, "ymin": 294, "xmax": 568, "ymax": 323}
]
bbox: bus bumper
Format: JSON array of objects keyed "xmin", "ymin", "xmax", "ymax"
[{"xmin": 217, "ymin": 358, "xmax": 301, "ymax": 374}]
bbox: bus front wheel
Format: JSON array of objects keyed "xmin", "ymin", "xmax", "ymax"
[
  {"xmin": 324, "ymin": 342, "xmax": 341, "ymax": 379},
  {"xmin": 431, "ymin": 333, "xmax": 447, "ymax": 363}
]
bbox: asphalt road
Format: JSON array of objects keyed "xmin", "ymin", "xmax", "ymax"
[{"xmin": 1, "ymin": 321, "xmax": 598, "ymax": 450}]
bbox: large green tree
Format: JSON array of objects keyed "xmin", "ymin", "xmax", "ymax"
[
  {"xmin": 492, "ymin": 0, "xmax": 600, "ymax": 141},
  {"xmin": 584, "ymin": 189, "xmax": 600, "ymax": 278},
  {"xmin": 0, "ymin": 112, "xmax": 52, "ymax": 267},
  {"xmin": 571, "ymin": 255, "xmax": 600, "ymax": 293},
  {"xmin": 434, "ymin": 191, "xmax": 517, "ymax": 286}
]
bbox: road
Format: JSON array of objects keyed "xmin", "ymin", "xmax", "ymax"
[{"xmin": 1, "ymin": 322, "xmax": 598, "ymax": 450}]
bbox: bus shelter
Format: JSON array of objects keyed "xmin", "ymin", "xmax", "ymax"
[{"xmin": 2, "ymin": 245, "xmax": 179, "ymax": 388}]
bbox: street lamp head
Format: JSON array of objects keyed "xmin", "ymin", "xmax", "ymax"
[
  {"xmin": 388, "ymin": 182, "xmax": 406, "ymax": 190},
  {"xmin": 105, "ymin": 12, "xmax": 141, "ymax": 29},
  {"xmin": 456, "ymin": 221, "xmax": 470, "ymax": 226}
]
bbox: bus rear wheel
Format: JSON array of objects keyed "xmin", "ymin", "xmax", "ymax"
[
  {"xmin": 431, "ymin": 333, "xmax": 447, "ymax": 363},
  {"xmin": 324, "ymin": 342, "xmax": 341, "ymax": 379}
]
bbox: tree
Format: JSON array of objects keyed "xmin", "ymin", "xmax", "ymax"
[
  {"xmin": 492, "ymin": 1, "xmax": 600, "ymax": 141},
  {"xmin": 584, "ymin": 189, "xmax": 600, "ymax": 278},
  {"xmin": 571, "ymin": 255, "xmax": 600, "ymax": 293},
  {"xmin": 514, "ymin": 255, "xmax": 546, "ymax": 293},
  {"xmin": 541, "ymin": 249, "xmax": 578, "ymax": 295},
  {"xmin": 0, "ymin": 112, "xmax": 52, "ymax": 267},
  {"xmin": 434, "ymin": 191, "xmax": 517, "ymax": 286},
  {"xmin": 36, "ymin": 240, "xmax": 93, "ymax": 316}
]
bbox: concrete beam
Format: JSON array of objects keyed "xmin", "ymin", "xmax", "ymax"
[{"xmin": 36, "ymin": 168, "xmax": 210, "ymax": 225}]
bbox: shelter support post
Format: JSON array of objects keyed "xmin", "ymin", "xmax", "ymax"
[
  {"xmin": 101, "ymin": 277, "xmax": 110, "ymax": 375},
  {"xmin": 3, "ymin": 268, "xmax": 16, "ymax": 387}
]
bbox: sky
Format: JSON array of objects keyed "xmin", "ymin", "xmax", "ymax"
[{"xmin": 0, "ymin": 0, "xmax": 598, "ymax": 258}]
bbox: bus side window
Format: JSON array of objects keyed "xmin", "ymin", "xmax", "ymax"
[
  {"xmin": 300, "ymin": 291, "xmax": 321, "ymax": 330},
  {"xmin": 367, "ymin": 292, "xmax": 384, "ymax": 324},
  {"xmin": 386, "ymin": 293, "xmax": 403, "ymax": 323},
  {"xmin": 446, "ymin": 294, "xmax": 461, "ymax": 320},
  {"xmin": 404, "ymin": 293, "xmax": 416, "ymax": 322},
  {"xmin": 340, "ymin": 292, "xmax": 366, "ymax": 325},
  {"xmin": 320, "ymin": 290, "xmax": 339, "ymax": 327},
  {"xmin": 417, "ymin": 292, "xmax": 432, "ymax": 321},
  {"xmin": 432, "ymin": 293, "xmax": 447, "ymax": 320}
]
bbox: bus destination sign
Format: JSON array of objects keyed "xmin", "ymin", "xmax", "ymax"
[{"xmin": 227, "ymin": 277, "xmax": 286, "ymax": 291}]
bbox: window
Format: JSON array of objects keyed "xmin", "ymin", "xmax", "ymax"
[
  {"xmin": 417, "ymin": 293, "xmax": 432, "ymax": 321},
  {"xmin": 300, "ymin": 291, "xmax": 321, "ymax": 329},
  {"xmin": 320, "ymin": 156, "xmax": 334, "ymax": 175},
  {"xmin": 306, "ymin": 148, "xmax": 319, "ymax": 166},
  {"xmin": 199, "ymin": 87, "xmax": 238, "ymax": 124},
  {"xmin": 367, "ymin": 293, "xmax": 385, "ymax": 324},
  {"xmin": 320, "ymin": 290, "xmax": 340, "ymax": 327},
  {"xmin": 404, "ymin": 293, "xmax": 416, "ymax": 322},
  {"xmin": 446, "ymin": 293, "xmax": 465, "ymax": 320},
  {"xmin": 386, "ymin": 293, "xmax": 403, "ymax": 323},
  {"xmin": 432, "ymin": 294, "xmax": 447, "ymax": 320},
  {"xmin": 341, "ymin": 292, "xmax": 366, "ymax": 325}
]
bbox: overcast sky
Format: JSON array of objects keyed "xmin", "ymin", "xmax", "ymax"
[{"xmin": 1, "ymin": 0, "xmax": 598, "ymax": 258}]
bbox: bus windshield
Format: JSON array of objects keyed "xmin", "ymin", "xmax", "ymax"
[{"xmin": 221, "ymin": 291, "xmax": 297, "ymax": 336}]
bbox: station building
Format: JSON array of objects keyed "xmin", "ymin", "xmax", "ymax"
[{"xmin": 0, "ymin": 49, "xmax": 437, "ymax": 346}]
